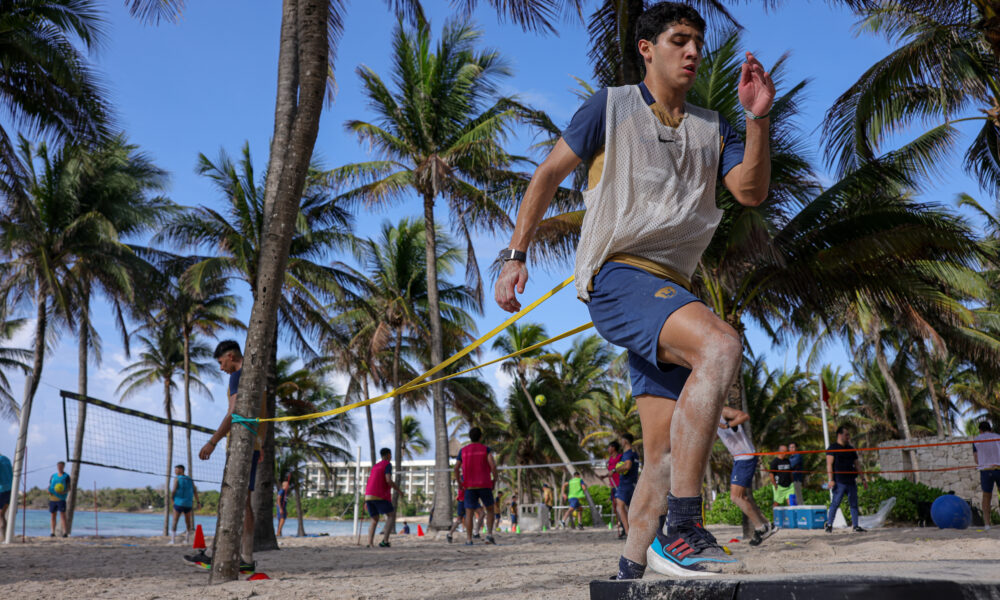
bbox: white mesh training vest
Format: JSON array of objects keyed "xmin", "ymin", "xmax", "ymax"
[
  {"xmin": 574, "ymin": 85, "xmax": 722, "ymax": 301},
  {"xmin": 717, "ymin": 418, "xmax": 756, "ymax": 462}
]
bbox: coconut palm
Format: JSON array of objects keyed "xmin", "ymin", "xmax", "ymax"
[
  {"xmin": 117, "ymin": 320, "xmax": 213, "ymax": 535},
  {"xmin": 0, "ymin": 317, "xmax": 31, "ymax": 421},
  {"xmin": 395, "ymin": 415, "xmax": 430, "ymax": 460},
  {"xmin": 332, "ymin": 19, "xmax": 528, "ymax": 527},
  {"xmin": 0, "ymin": 0, "xmax": 109, "ymax": 176}
]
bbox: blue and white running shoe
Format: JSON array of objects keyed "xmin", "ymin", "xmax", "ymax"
[{"xmin": 647, "ymin": 520, "xmax": 740, "ymax": 577}]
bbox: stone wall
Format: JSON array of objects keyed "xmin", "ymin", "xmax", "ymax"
[{"xmin": 877, "ymin": 436, "xmax": 981, "ymax": 502}]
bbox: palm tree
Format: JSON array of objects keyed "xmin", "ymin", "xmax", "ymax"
[
  {"xmin": 0, "ymin": 0, "xmax": 109, "ymax": 175},
  {"xmin": 157, "ymin": 142, "xmax": 356, "ymax": 550},
  {"xmin": 117, "ymin": 320, "xmax": 213, "ymax": 535},
  {"xmin": 396, "ymin": 415, "xmax": 430, "ymax": 460},
  {"xmin": 62, "ymin": 135, "xmax": 173, "ymax": 534},
  {"xmin": 0, "ymin": 317, "xmax": 31, "ymax": 421},
  {"xmin": 332, "ymin": 20, "xmax": 527, "ymax": 528}
]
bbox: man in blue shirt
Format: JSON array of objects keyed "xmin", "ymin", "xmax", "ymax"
[
  {"xmin": 0, "ymin": 451, "xmax": 12, "ymax": 535},
  {"xmin": 171, "ymin": 464, "xmax": 200, "ymax": 544},
  {"xmin": 788, "ymin": 442, "xmax": 805, "ymax": 505},
  {"xmin": 615, "ymin": 433, "xmax": 640, "ymax": 536},
  {"xmin": 48, "ymin": 461, "xmax": 70, "ymax": 537}
]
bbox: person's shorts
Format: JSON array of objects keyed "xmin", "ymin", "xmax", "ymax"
[
  {"xmin": 614, "ymin": 484, "xmax": 635, "ymax": 506},
  {"xmin": 49, "ymin": 499, "xmax": 67, "ymax": 513},
  {"xmin": 0, "ymin": 490, "xmax": 10, "ymax": 509},
  {"xmin": 568, "ymin": 497, "xmax": 582, "ymax": 509},
  {"xmin": 248, "ymin": 450, "xmax": 260, "ymax": 491},
  {"xmin": 366, "ymin": 499, "xmax": 394, "ymax": 518},
  {"xmin": 464, "ymin": 488, "xmax": 495, "ymax": 509},
  {"xmin": 278, "ymin": 506, "xmax": 288, "ymax": 519},
  {"xmin": 456, "ymin": 501, "xmax": 466, "ymax": 518},
  {"xmin": 587, "ymin": 263, "xmax": 701, "ymax": 399},
  {"xmin": 731, "ymin": 457, "xmax": 758, "ymax": 489},
  {"xmin": 174, "ymin": 504, "xmax": 192, "ymax": 514},
  {"xmin": 980, "ymin": 468, "xmax": 1000, "ymax": 493},
  {"xmin": 772, "ymin": 483, "xmax": 795, "ymax": 505}
]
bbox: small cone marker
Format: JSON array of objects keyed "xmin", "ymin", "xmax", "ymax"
[
  {"xmin": 516, "ymin": 525, "xmax": 521, "ymax": 534},
  {"xmin": 417, "ymin": 524, "xmax": 425, "ymax": 537},
  {"xmin": 192, "ymin": 524, "xmax": 206, "ymax": 550},
  {"xmin": 248, "ymin": 573, "xmax": 271, "ymax": 581}
]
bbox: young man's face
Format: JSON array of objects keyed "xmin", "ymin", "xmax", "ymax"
[
  {"xmin": 217, "ymin": 351, "xmax": 239, "ymax": 374},
  {"xmin": 639, "ymin": 22, "xmax": 704, "ymax": 93},
  {"xmin": 57, "ymin": 463, "xmax": 65, "ymax": 473},
  {"xmin": 175, "ymin": 467, "xmax": 183, "ymax": 476}
]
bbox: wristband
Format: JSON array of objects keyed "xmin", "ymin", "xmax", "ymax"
[{"xmin": 745, "ymin": 109, "xmax": 770, "ymax": 120}]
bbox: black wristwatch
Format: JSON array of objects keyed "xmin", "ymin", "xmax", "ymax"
[{"xmin": 498, "ymin": 248, "xmax": 527, "ymax": 263}]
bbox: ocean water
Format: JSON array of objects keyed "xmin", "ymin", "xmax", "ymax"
[{"xmin": 10, "ymin": 508, "xmax": 360, "ymax": 538}]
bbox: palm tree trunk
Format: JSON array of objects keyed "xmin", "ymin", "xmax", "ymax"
[
  {"xmin": 362, "ymin": 377, "xmax": 376, "ymax": 466},
  {"xmin": 874, "ymin": 341, "xmax": 920, "ymax": 481},
  {"xmin": 252, "ymin": 328, "xmax": 279, "ymax": 552},
  {"xmin": 211, "ymin": 0, "xmax": 328, "ymax": 581},
  {"xmin": 294, "ymin": 476, "xmax": 305, "ymax": 537},
  {"xmin": 517, "ymin": 378, "xmax": 603, "ymax": 526},
  {"xmin": 423, "ymin": 194, "xmax": 451, "ymax": 530},
  {"xmin": 392, "ymin": 329, "xmax": 403, "ymax": 510},
  {"xmin": 164, "ymin": 382, "xmax": 174, "ymax": 537},
  {"xmin": 67, "ymin": 287, "xmax": 90, "ymax": 534},
  {"xmin": 5, "ymin": 291, "xmax": 47, "ymax": 543},
  {"xmin": 618, "ymin": 0, "xmax": 645, "ymax": 85},
  {"xmin": 184, "ymin": 328, "xmax": 193, "ymax": 477}
]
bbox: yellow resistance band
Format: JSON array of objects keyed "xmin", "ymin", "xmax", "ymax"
[{"xmin": 236, "ymin": 275, "xmax": 585, "ymax": 425}]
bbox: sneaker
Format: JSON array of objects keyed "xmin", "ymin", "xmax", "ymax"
[
  {"xmin": 560, "ymin": 520, "xmax": 566, "ymax": 529},
  {"xmin": 578, "ymin": 524, "xmax": 585, "ymax": 530},
  {"xmin": 617, "ymin": 531, "xmax": 627, "ymax": 540},
  {"xmin": 183, "ymin": 550, "xmax": 211, "ymax": 565},
  {"xmin": 50, "ymin": 533, "xmax": 55, "ymax": 537},
  {"xmin": 473, "ymin": 533, "xmax": 481, "ymax": 539},
  {"xmin": 446, "ymin": 533, "xmax": 453, "ymax": 543},
  {"xmin": 464, "ymin": 541, "xmax": 474, "ymax": 546},
  {"xmin": 378, "ymin": 540, "xmax": 390, "ymax": 547},
  {"xmin": 646, "ymin": 519, "xmax": 740, "ymax": 577},
  {"xmin": 485, "ymin": 535, "xmax": 496, "ymax": 545},
  {"xmin": 824, "ymin": 522, "xmax": 833, "ymax": 533},
  {"xmin": 853, "ymin": 526, "xmax": 866, "ymax": 533},
  {"xmin": 748, "ymin": 523, "xmax": 777, "ymax": 547},
  {"xmin": 239, "ymin": 561, "xmax": 256, "ymax": 574}
]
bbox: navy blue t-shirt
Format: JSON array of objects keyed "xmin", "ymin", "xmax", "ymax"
[
  {"xmin": 561, "ymin": 82, "xmax": 745, "ymax": 178},
  {"xmin": 827, "ymin": 442, "xmax": 859, "ymax": 485},
  {"xmin": 228, "ymin": 368, "xmax": 242, "ymax": 397},
  {"xmin": 619, "ymin": 449, "xmax": 639, "ymax": 486}
]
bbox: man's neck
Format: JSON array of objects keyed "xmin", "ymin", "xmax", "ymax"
[{"xmin": 642, "ymin": 76, "xmax": 686, "ymax": 116}]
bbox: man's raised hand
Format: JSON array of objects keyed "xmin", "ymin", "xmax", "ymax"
[
  {"xmin": 495, "ymin": 260, "xmax": 529, "ymax": 313},
  {"xmin": 738, "ymin": 51, "xmax": 775, "ymax": 118}
]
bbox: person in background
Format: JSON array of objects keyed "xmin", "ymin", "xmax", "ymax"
[
  {"xmin": 615, "ymin": 433, "xmax": 640, "ymax": 537},
  {"xmin": 972, "ymin": 420, "xmax": 1000, "ymax": 531},
  {"xmin": 717, "ymin": 407, "xmax": 774, "ymax": 546},
  {"xmin": 768, "ymin": 446, "xmax": 794, "ymax": 507},
  {"xmin": 561, "ymin": 472, "xmax": 588, "ymax": 530},
  {"xmin": 276, "ymin": 476, "xmax": 290, "ymax": 537},
  {"xmin": 603, "ymin": 441, "xmax": 624, "ymax": 538},
  {"xmin": 542, "ymin": 483, "xmax": 555, "ymax": 528},
  {"xmin": 788, "ymin": 442, "xmax": 805, "ymax": 505},
  {"xmin": 824, "ymin": 425, "xmax": 866, "ymax": 533},
  {"xmin": 365, "ymin": 447, "xmax": 403, "ymax": 548},
  {"xmin": 0, "ymin": 451, "xmax": 12, "ymax": 535},
  {"xmin": 455, "ymin": 427, "xmax": 499, "ymax": 545},
  {"xmin": 48, "ymin": 461, "xmax": 70, "ymax": 537},
  {"xmin": 170, "ymin": 464, "xmax": 200, "ymax": 544}
]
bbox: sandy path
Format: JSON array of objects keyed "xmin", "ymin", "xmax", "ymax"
[{"xmin": 1, "ymin": 525, "xmax": 997, "ymax": 599}]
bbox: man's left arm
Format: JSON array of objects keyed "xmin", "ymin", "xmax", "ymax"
[{"xmin": 722, "ymin": 52, "xmax": 775, "ymax": 208}]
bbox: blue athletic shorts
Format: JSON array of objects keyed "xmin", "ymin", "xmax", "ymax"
[
  {"xmin": 464, "ymin": 488, "xmax": 495, "ymax": 509},
  {"xmin": 366, "ymin": 499, "xmax": 394, "ymax": 518},
  {"xmin": 174, "ymin": 504, "xmax": 192, "ymax": 514},
  {"xmin": 731, "ymin": 457, "xmax": 758, "ymax": 489},
  {"xmin": 568, "ymin": 497, "xmax": 582, "ymax": 509},
  {"xmin": 278, "ymin": 505, "xmax": 287, "ymax": 519},
  {"xmin": 49, "ymin": 500, "xmax": 66, "ymax": 513},
  {"xmin": 981, "ymin": 469, "xmax": 1000, "ymax": 493},
  {"xmin": 614, "ymin": 484, "xmax": 635, "ymax": 506},
  {"xmin": 0, "ymin": 490, "xmax": 10, "ymax": 508},
  {"xmin": 457, "ymin": 501, "xmax": 466, "ymax": 518},
  {"xmin": 587, "ymin": 263, "xmax": 700, "ymax": 399}
]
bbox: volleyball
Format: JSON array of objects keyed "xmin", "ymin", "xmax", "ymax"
[
  {"xmin": 614, "ymin": 461, "xmax": 628, "ymax": 474},
  {"xmin": 54, "ymin": 483, "xmax": 65, "ymax": 494},
  {"xmin": 534, "ymin": 394, "xmax": 546, "ymax": 406}
]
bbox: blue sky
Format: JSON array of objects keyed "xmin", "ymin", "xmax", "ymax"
[{"xmin": 2, "ymin": 1, "xmax": 989, "ymax": 491}]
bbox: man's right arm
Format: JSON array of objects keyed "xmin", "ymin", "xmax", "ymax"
[
  {"xmin": 199, "ymin": 391, "xmax": 237, "ymax": 460},
  {"xmin": 826, "ymin": 454, "xmax": 835, "ymax": 488},
  {"xmin": 494, "ymin": 138, "xmax": 582, "ymax": 313}
]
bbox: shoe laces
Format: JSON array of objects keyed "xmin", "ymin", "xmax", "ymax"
[{"xmin": 676, "ymin": 522, "xmax": 719, "ymax": 553}]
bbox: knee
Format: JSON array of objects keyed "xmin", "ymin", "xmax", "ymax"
[{"xmin": 692, "ymin": 327, "xmax": 742, "ymax": 373}]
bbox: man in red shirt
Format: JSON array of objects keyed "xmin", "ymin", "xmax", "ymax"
[
  {"xmin": 365, "ymin": 448, "xmax": 403, "ymax": 547},
  {"xmin": 603, "ymin": 441, "xmax": 627, "ymax": 538},
  {"xmin": 454, "ymin": 427, "xmax": 498, "ymax": 545}
]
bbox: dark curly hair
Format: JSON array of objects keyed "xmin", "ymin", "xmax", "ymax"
[{"xmin": 635, "ymin": 2, "xmax": 706, "ymax": 48}]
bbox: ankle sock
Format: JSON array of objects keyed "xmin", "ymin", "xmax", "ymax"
[
  {"xmin": 616, "ymin": 555, "xmax": 646, "ymax": 580},
  {"xmin": 666, "ymin": 493, "xmax": 702, "ymax": 532}
]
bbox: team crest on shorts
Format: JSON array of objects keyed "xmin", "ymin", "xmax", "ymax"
[{"xmin": 654, "ymin": 286, "xmax": 676, "ymax": 299}]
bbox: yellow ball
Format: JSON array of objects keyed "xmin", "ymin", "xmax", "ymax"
[
  {"xmin": 54, "ymin": 483, "xmax": 65, "ymax": 494},
  {"xmin": 614, "ymin": 462, "xmax": 628, "ymax": 474},
  {"xmin": 534, "ymin": 394, "xmax": 546, "ymax": 406}
]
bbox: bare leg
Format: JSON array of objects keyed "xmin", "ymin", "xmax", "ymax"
[
  {"xmin": 185, "ymin": 511, "xmax": 194, "ymax": 534},
  {"xmin": 241, "ymin": 496, "xmax": 254, "ymax": 563},
  {"xmin": 731, "ymin": 484, "xmax": 766, "ymax": 529},
  {"xmin": 172, "ymin": 510, "xmax": 180, "ymax": 535},
  {"xmin": 464, "ymin": 509, "xmax": 474, "ymax": 543},
  {"xmin": 621, "ymin": 397, "xmax": 674, "ymax": 563},
  {"xmin": 50, "ymin": 511, "xmax": 56, "ymax": 535},
  {"xmin": 615, "ymin": 498, "xmax": 630, "ymax": 534},
  {"xmin": 485, "ymin": 505, "xmax": 496, "ymax": 536},
  {"xmin": 383, "ymin": 511, "xmax": 395, "ymax": 544},
  {"xmin": 367, "ymin": 515, "xmax": 379, "ymax": 547},
  {"xmin": 277, "ymin": 515, "xmax": 285, "ymax": 536},
  {"xmin": 983, "ymin": 493, "xmax": 992, "ymax": 527}
]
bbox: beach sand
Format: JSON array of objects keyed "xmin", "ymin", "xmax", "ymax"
[{"xmin": 1, "ymin": 524, "xmax": 997, "ymax": 599}]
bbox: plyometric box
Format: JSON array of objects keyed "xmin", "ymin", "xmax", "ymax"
[{"xmin": 590, "ymin": 576, "xmax": 1000, "ymax": 600}]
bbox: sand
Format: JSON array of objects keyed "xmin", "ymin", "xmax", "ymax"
[{"xmin": 1, "ymin": 524, "xmax": 998, "ymax": 599}]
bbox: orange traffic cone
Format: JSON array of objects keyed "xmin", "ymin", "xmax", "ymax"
[
  {"xmin": 248, "ymin": 573, "xmax": 270, "ymax": 581},
  {"xmin": 417, "ymin": 524, "xmax": 425, "ymax": 537},
  {"xmin": 192, "ymin": 524, "xmax": 206, "ymax": 550}
]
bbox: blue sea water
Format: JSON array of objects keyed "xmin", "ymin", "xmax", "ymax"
[{"xmin": 12, "ymin": 508, "xmax": 360, "ymax": 538}]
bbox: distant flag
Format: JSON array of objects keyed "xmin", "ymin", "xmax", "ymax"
[{"xmin": 820, "ymin": 378, "xmax": 831, "ymax": 410}]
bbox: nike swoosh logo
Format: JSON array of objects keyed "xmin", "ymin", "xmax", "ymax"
[{"xmin": 658, "ymin": 135, "xmax": 674, "ymax": 143}]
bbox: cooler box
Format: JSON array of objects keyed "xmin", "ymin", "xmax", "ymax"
[
  {"xmin": 773, "ymin": 506, "xmax": 796, "ymax": 529},
  {"xmin": 794, "ymin": 505, "xmax": 827, "ymax": 529}
]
